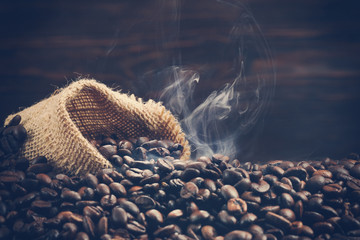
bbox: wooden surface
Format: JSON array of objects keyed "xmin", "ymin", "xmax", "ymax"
[{"xmin": 1, "ymin": 0, "xmax": 359, "ymax": 161}]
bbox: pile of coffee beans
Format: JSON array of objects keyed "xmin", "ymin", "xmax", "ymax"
[{"xmin": 1, "ymin": 116, "xmax": 360, "ymax": 240}]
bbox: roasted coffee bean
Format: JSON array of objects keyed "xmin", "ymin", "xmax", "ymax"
[
  {"xmin": 82, "ymin": 215, "xmax": 96, "ymax": 238},
  {"xmin": 252, "ymin": 180, "xmax": 270, "ymax": 194},
  {"xmin": 157, "ymin": 158, "xmax": 175, "ymax": 172},
  {"xmin": 75, "ymin": 232, "xmax": 90, "ymax": 240},
  {"xmin": 135, "ymin": 195, "xmax": 156, "ymax": 210},
  {"xmin": 190, "ymin": 210, "xmax": 210, "ymax": 223},
  {"xmin": 117, "ymin": 199, "xmax": 140, "ymax": 216},
  {"xmin": 313, "ymin": 221, "xmax": 334, "ymax": 235},
  {"xmin": 340, "ymin": 214, "xmax": 360, "ymax": 231},
  {"xmin": 78, "ymin": 187, "xmax": 95, "ymax": 200},
  {"xmin": 259, "ymin": 205, "xmax": 280, "ymax": 217},
  {"xmin": 227, "ymin": 198, "xmax": 247, "ymax": 215},
  {"xmin": 201, "ymin": 225, "xmax": 218, "ymax": 240},
  {"xmin": 265, "ymin": 212, "xmax": 292, "ymax": 231},
  {"xmin": 224, "ymin": 230, "xmax": 252, "ymax": 240},
  {"xmin": 61, "ymin": 190, "xmax": 81, "ymax": 202},
  {"xmin": 180, "ymin": 182, "xmax": 199, "ymax": 199},
  {"xmin": 62, "ymin": 222, "xmax": 78, "ymax": 240},
  {"xmin": 145, "ymin": 209, "xmax": 164, "ymax": 225},
  {"xmin": 27, "ymin": 163, "xmax": 53, "ymax": 174},
  {"xmin": 221, "ymin": 185, "xmax": 239, "ymax": 200},
  {"xmin": 0, "ymin": 170, "xmax": 25, "ymax": 183},
  {"xmin": 98, "ymin": 145, "xmax": 117, "ymax": 159},
  {"xmin": 111, "ymin": 206, "xmax": 127, "ymax": 227},
  {"xmin": 279, "ymin": 208, "xmax": 296, "ymax": 222},
  {"xmin": 239, "ymin": 213, "xmax": 257, "ymax": 227},
  {"xmin": 232, "ymin": 179, "xmax": 251, "ymax": 196},
  {"xmin": 181, "ymin": 168, "xmax": 201, "ymax": 181},
  {"xmin": 97, "ymin": 216, "xmax": 108, "ymax": 236},
  {"xmin": 126, "ymin": 220, "xmax": 146, "ymax": 235},
  {"xmin": 280, "ymin": 193, "xmax": 295, "ymax": 208},
  {"xmin": 153, "ymin": 224, "xmax": 178, "ymax": 238},
  {"xmin": 241, "ymin": 191, "xmax": 261, "ymax": 204},
  {"xmin": 100, "ymin": 194, "xmax": 117, "ymax": 208},
  {"xmin": 96, "ymin": 183, "xmax": 111, "ymax": 196},
  {"xmin": 84, "ymin": 173, "xmax": 98, "ymax": 188},
  {"xmin": 347, "ymin": 178, "xmax": 360, "ymax": 191},
  {"xmin": 273, "ymin": 181, "xmax": 292, "ymax": 194},
  {"xmin": 223, "ymin": 169, "xmax": 245, "ymax": 185},
  {"xmin": 303, "ymin": 211, "xmax": 324, "ymax": 225},
  {"xmin": 83, "ymin": 205, "xmax": 103, "ymax": 220},
  {"xmin": 218, "ymin": 210, "xmax": 237, "ymax": 225},
  {"xmin": 322, "ymin": 183, "xmax": 342, "ymax": 197}
]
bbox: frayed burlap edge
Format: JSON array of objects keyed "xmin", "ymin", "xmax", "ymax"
[{"xmin": 5, "ymin": 79, "xmax": 190, "ymax": 175}]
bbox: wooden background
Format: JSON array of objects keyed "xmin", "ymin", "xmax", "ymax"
[{"xmin": 0, "ymin": 0, "xmax": 359, "ymax": 162}]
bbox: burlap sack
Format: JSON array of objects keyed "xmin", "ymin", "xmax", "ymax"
[{"xmin": 5, "ymin": 79, "xmax": 190, "ymax": 175}]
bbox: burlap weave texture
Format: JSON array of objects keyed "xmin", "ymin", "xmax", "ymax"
[{"xmin": 5, "ymin": 79, "xmax": 190, "ymax": 175}]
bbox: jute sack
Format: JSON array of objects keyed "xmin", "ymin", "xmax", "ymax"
[{"xmin": 5, "ymin": 79, "xmax": 190, "ymax": 175}]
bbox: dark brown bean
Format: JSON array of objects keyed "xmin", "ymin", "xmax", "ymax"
[
  {"xmin": 224, "ymin": 230, "xmax": 252, "ymax": 240},
  {"xmin": 180, "ymin": 182, "xmax": 199, "ymax": 199},
  {"xmin": 201, "ymin": 225, "xmax": 218, "ymax": 240},
  {"xmin": 75, "ymin": 232, "xmax": 90, "ymax": 240},
  {"xmin": 221, "ymin": 185, "xmax": 239, "ymax": 200},
  {"xmin": 279, "ymin": 208, "xmax": 296, "ymax": 222},
  {"xmin": 100, "ymin": 194, "xmax": 117, "ymax": 208},
  {"xmin": 97, "ymin": 216, "xmax": 108, "ymax": 236},
  {"xmin": 96, "ymin": 183, "xmax": 110, "ymax": 196},
  {"xmin": 265, "ymin": 212, "xmax": 292, "ymax": 231},
  {"xmin": 82, "ymin": 216, "xmax": 96, "ymax": 238},
  {"xmin": 146, "ymin": 209, "xmax": 164, "ymax": 224},
  {"xmin": 61, "ymin": 190, "xmax": 81, "ymax": 202},
  {"xmin": 227, "ymin": 198, "xmax": 247, "ymax": 215},
  {"xmin": 111, "ymin": 207, "xmax": 127, "ymax": 227}
]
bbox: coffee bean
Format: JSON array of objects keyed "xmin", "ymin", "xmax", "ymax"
[
  {"xmin": 0, "ymin": 170, "xmax": 25, "ymax": 183},
  {"xmin": 227, "ymin": 198, "xmax": 247, "ymax": 215},
  {"xmin": 180, "ymin": 182, "xmax": 199, "ymax": 199},
  {"xmin": 239, "ymin": 213, "xmax": 257, "ymax": 227},
  {"xmin": 181, "ymin": 168, "xmax": 200, "ymax": 181},
  {"xmin": 302, "ymin": 211, "xmax": 324, "ymax": 225},
  {"xmin": 280, "ymin": 193, "xmax": 295, "ymax": 208},
  {"xmin": 117, "ymin": 199, "xmax": 140, "ymax": 216},
  {"xmin": 265, "ymin": 212, "xmax": 292, "ymax": 231},
  {"xmin": 224, "ymin": 230, "xmax": 252, "ymax": 240},
  {"xmin": 223, "ymin": 169, "xmax": 245, "ymax": 185},
  {"xmin": 27, "ymin": 163, "xmax": 53, "ymax": 174},
  {"xmin": 111, "ymin": 206, "xmax": 127, "ymax": 227},
  {"xmin": 61, "ymin": 190, "xmax": 81, "ymax": 202},
  {"xmin": 75, "ymin": 232, "xmax": 90, "ymax": 240},
  {"xmin": 279, "ymin": 208, "xmax": 296, "ymax": 222},
  {"xmin": 347, "ymin": 178, "xmax": 360, "ymax": 191},
  {"xmin": 157, "ymin": 158, "xmax": 175, "ymax": 172},
  {"xmin": 134, "ymin": 195, "xmax": 156, "ymax": 210},
  {"xmin": 221, "ymin": 185, "xmax": 239, "ymax": 200},
  {"xmin": 252, "ymin": 180, "xmax": 270, "ymax": 194},
  {"xmin": 218, "ymin": 210, "xmax": 237, "ymax": 225},
  {"xmin": 62, "ymin": 222, "xmax": 78, "ymax": 240},
  {"xmin": 82, "ymin": 215, "xmax": 96, "ymax": 238},
  {"xmin": 97, "ymin": 216, "xmax": 108, "ymax": 236},
  {"xmin": 100, "ymin": 194, "xmax": 117, "ymax": 208},
  {"xmin": 96, "ymin": 183, "xmax": 110, "ymax": 196},
  {"xmin": 322, "ymin": 183, "xmax": 342, "ymax": 198},
  {"xmin": 273, "ymin": 181, "xmax": 292, "ymax": 194},
  {"xmin": 313, "ymin": 221, "xmax": 334, "ymax": 235},
  {"xmin": 201, "ymin": 225, "xmax": 218, "ymax": 240},
  {"xmin": 98, "ymin": 145, "xmax": 117, "ymax": 159}
]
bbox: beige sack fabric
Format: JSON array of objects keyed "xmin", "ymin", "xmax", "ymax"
[{"xmin": 5, "ymin": 79, "xmax": 190, "ymax": 175}]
